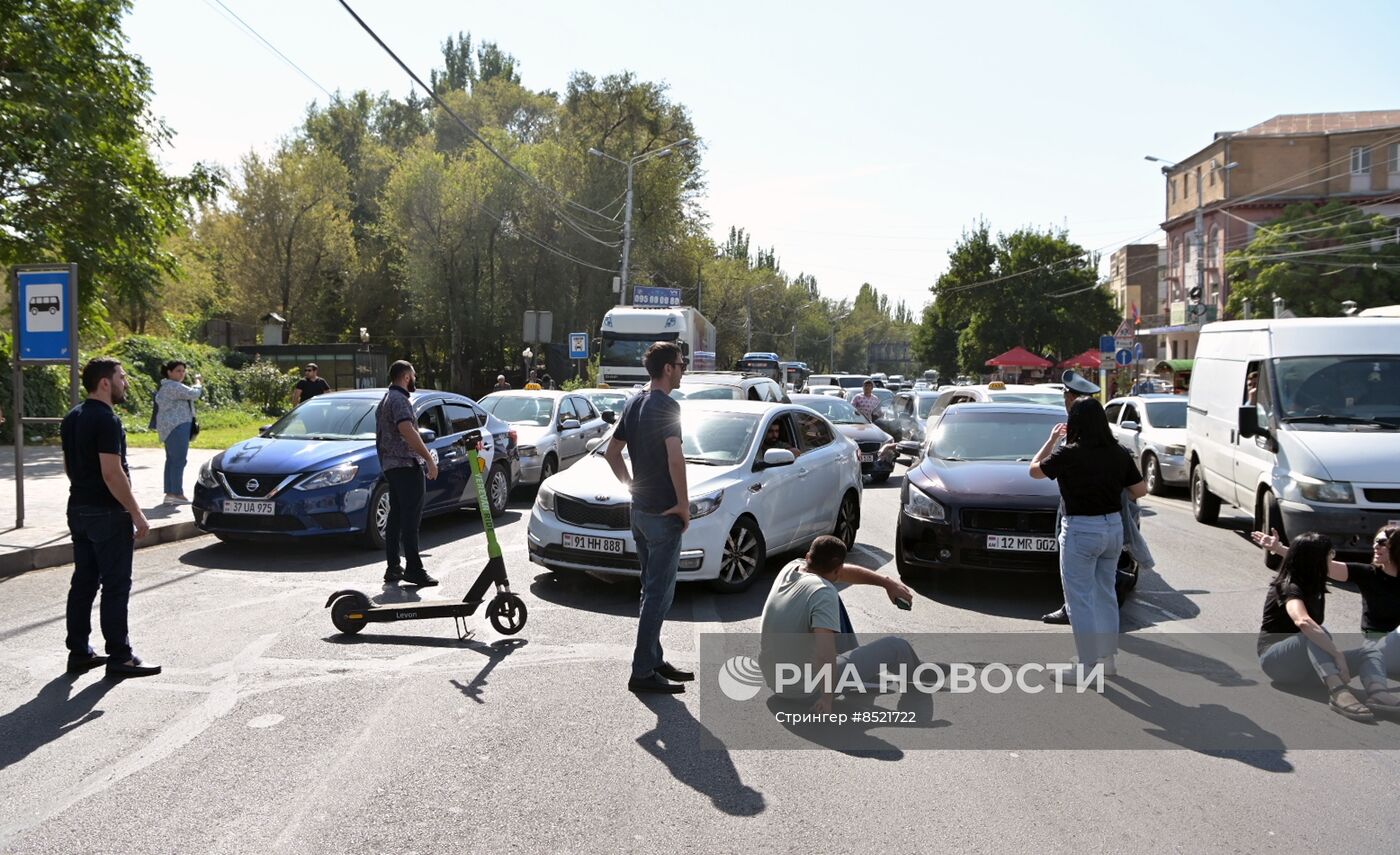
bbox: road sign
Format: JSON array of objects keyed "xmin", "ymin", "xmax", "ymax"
[
  {"xmin": 522, "ymin": 310, "xmax": 553, "ymax": 344},
  {"xmin": 632, "ymin": 285, "xmax": 681, "ymax": 307},
  {"xmin": 16, "ymin": 266, "xmax": 77, "ymax": 361},
  {"xmin": 1115, "ymin": 348, "xmax": 1134, "ymax": 367},
  {"xmin": 1134, "ymin": 342, "xmax": 1145, "ymax": 362},
  {"xmin": 1099, "ymin": 335, "xmax": 1116, "ymax": 353},
  {"xmin": 568, "ymin": 332, "xmax": 588, "ymax": 360}
]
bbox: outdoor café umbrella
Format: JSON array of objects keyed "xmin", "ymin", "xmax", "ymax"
[
  {"xmin": 985, "ymin": 346, "xmax": 1053, "ymax": 369},
  {"xmin": 1057, "ymin": 349, "xmax": 1103, "ymax": 371}
]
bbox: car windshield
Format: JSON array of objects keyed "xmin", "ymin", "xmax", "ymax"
[
  {"xmin": 480, "ymin": 395, "xmax": 555, "ymax": 426},
  {"xmin": 593, "ymin": 411, "xmax": 760, "ymax": 465},
  {"xmin": 798, "ymin": 397, "xmax": 866, "ymax": 424},
  {"xmin": 672, "ymin": 384, "xmax": 739, "ymax": 401},
  {"xmin": 584, "ymin": 392, "xmax": 628, "ymax": 412},
  {"xmin": 990, "ymin": 391, "xmax": 1064, "ymax": 407},
  {"xmin": 929, "ymin": 410, "xmax": 1062, "ymax": 461},
  {"xmin": 916, "ymin": 397, "xmax": 938, "ymax": 417},
  {"xmin": 1146, "ymin": 401, "xmax": 1187, "ymax": 428},
  {"xmin": 265, "ymin": 398, "xmax": 378, "ymax": 440},
  {"xmin": 837, "ymin": 377, "xmax": 869, "ymax": 388},
  {"xmin": 599, "ymin": 337, "xmax": 658, "ymax": 366},
  {"xmin": 1272, "ymin": 355, "xmax": 1400, "ymax": 428}
]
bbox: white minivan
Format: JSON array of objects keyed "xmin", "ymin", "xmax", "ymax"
[{"xmin": 1185, "ymin": 318, "xmax": 1400, "ymax": 566}]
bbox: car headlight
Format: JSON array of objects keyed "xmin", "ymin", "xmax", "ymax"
[
  {"xmin": 519, "ymin": 445, "xmax": 538, "ymax": 458},
  {"xmin": 689, "ymin": 488, "xmax": 724, "ymax": 519},
  {"xmin": 537, "ymin": 483, "xmax": 555, "ymax": 512},
  {"xmin": 295, "ymin": 463, "xmax": 359, "ymax": 491},
  {"xmin": 1288, "ymin": 473, "xmax": 1354, "ymax": 504},
  {"xmin": 903, "ymin": 485, "xmax": 946, "ymax": 522},
  {"xmin": 198, "ymin": 459, "xmax": 218, "ymax": 489},
  {"xmin": 1164, "ymin": 444, "xmax": 1185, "ymax": 457}
]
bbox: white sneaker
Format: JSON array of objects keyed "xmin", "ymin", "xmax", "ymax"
[
  {"xmin": 165, "ymin": 494, "xmax": 190, "ymax": 505},
  {"xmin": 1100, "ymin": 655, "xmax": 1118, "ymax": 677}
]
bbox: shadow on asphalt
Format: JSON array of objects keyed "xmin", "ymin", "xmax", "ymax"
[
  {"xmin": 635, "ymin": 694, "xmax": 766, "ymax": 816},
  {"xmin": 451, "ymin": 638, "xmax": 529, "ymax": 703},
  {"xmin": 903, "ymin": 572, "xmax": 1065, "ymax": 622},
  {"xmin": 177, "ymin": 509, "xmax": 527, "ymax": 573},
  {"xmin": 0, "ymin": 673, "xmax": 115, "ymax": 772}
]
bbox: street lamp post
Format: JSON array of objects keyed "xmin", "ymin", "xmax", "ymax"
[{"xmin": 589, "ymin": 139, "xmax": 692, "ymax": 305}]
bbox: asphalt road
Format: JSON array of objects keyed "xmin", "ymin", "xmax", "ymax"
[{"xmin": 2, "ymin": 465, "xmax": 1398, "ymax": 853}]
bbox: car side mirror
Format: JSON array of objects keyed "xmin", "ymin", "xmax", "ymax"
[
  {"xmin": 586, "ymin": 437, "xmax": 604, "ymax": 453},
  {"xmin": 758, "ymin": 448, "xmax": 796, "ymax": 469},
  {"xmin": 1237, "ymin": 406, "xmax": 1259, "ymax": 438},
  {"xmin": 601, "ymin": 410, "xmax": 616, "ymax": 424},
  {"xmin": 418, "ymin": 428, "xmax": 437, "ymax": 443},
  {"xmin": 1121, "ymin": 421, "xmax": 1141, "ymax": 432},
  {"xmin": 259, "ymin": 424, "xmax": 271, "ymax": 436},
  {"xmin": 560, "ymin": 418, "xmax": 581, "ymax": 431}
]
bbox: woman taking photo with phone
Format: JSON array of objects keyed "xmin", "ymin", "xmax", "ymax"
[{"xmin": 155, "ymin": 360, "xmax": 203, "ymax": 505}]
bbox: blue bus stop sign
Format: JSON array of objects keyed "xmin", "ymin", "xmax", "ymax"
[
  {"xmin": 1099, "ymin": 335, "xmax": 1116, "ymax": 353},
  {"xmin": 16, "ymin": 266, "xmax": 77, "ymax": 361},
  {"xmin": 1115, "ymin": 348, "xmax": 1134, "ymax": 366},
  {"xmin": 568, "ymin": 332, "xmax": 589, "ymax": 360}
]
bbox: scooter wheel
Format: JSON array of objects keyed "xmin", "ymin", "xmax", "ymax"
[
  {"xmin": 330, "ymin": 593, "xmax": 370, "ymax": 635},
  {"xmin": 488, "ymin": 594, "xmax": 528, "ymax": 635}
]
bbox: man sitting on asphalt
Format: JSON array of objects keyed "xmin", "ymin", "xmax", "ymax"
[{"xmin": 759, "ymin": 535, "xmax": 919, "ymax": 713}]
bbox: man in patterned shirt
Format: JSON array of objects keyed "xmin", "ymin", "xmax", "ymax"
[{"xmin": 376, "ymin": 360, "xmax": 440, "ymax": 586}]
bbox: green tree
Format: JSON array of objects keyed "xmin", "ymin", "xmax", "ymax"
[
  {"xmin": 0, "ymin": 0, "xmax": 219, "ymax": 335},
  {"xmin": 1225, "ymin": 201, "xmax": 1400, "ymax": 318}
]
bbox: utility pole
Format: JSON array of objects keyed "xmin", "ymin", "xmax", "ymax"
[{"xmin": 619, "ymin": 160, "xmax": 633, "ymax": 306}]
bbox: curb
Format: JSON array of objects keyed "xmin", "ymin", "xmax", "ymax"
[{"xmin": 0, "ymin": 520, "xmax": 207, "ymax": 579}]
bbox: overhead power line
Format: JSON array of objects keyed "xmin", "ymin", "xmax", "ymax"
[{"xmin": 204, "ymin": 0, "xmax": 335, "ymax": 100}]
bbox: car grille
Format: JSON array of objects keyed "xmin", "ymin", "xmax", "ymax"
[
  {"xmin": 960, "ymin": 547, "xmax": 1058, "ymax": 572},
  {"xmin": 1363, "ymin": 488, "xmax": 1400, "ymax": 504},
  {"xmin": 857, "ymin": 440, "xmax": 883, "ymax": 453},
  {"xmin": 556, "ymin": 496, "xmax": 631, "ymax": 530},
  {"xmin": 960, "ymin": 508, "xmax": 1057, "ymax": 535},
  {"xmin": 535, "ymin": 543, "xmax": 639, "ymax": 571},
  {"xmin": 221, "ymin": 473, "xmax": 282, "ymax": 498},
  {"xmin": 202, "ymin": 513, "xmax": 305, "ymax": 532}
]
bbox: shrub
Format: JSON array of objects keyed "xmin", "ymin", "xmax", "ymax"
[
  {"xmin": 95, "ymin": 335, "xmax": 241, "ymax": 419},
  {"xmin": 236, "ymin": 359, "xmax": 295, "ymax": 416},
  {"xmin": 0, "ymin": 357, "xmax": 73, "ymax": 443}
]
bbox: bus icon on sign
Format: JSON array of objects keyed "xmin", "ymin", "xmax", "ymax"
[{"xmin": 29, "ymin": 295, "xmax": 61, "ymax": 315}]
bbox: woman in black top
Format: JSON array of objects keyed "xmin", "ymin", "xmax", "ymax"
[
  {"xmin": 1030, "ymin": 397, "xmax": 1146, "ymax": 672},
  {"xmin": 1254, "ymin": 532, "xmax": 1383, "ymax": 720},
  {"xmin": 1254, "ymin": 523, "xmax": 1400, "ymax": 713}
]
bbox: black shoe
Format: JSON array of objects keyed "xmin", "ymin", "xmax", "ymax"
[
  {"xmin": 628, "ymin": 673, "xmax": 684, "ymax": 694},
  {"xmin": 106, "ymin": 656, "xmax": 162, "ymax": 680},
  {"xmin": 1041, "ymin": 605, "xmax": 1070, "ymax": 625},
  {"xmin": 66, "ymin": 652, "xmax": 109, "ymax": 674},
  {"xmin": 656, "ymin": 662, "xmax": 695, "ymax": 682},
  {"xmin": 402, "ymin": 571, "xmax": 439, "ymax": 588},
  {"xmin": 384, "ymin": 566, "xmax": 404, "ymax": 583}
]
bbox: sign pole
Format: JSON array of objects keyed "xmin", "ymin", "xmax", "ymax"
[{"xmin": 11, "ymin": 268, "xmax": 22, "ymax": 528}]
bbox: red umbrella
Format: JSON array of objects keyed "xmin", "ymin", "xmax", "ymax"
[
  {"xmin": 985, "ymin": 346, "xmax": 1053, "ymax": 368},
  {"xmin": 1057, "ymin": 349, "xmax": 1103, "ymax": 370}
]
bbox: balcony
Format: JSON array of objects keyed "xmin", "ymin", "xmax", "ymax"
[{"xmin": 1170, "ymin": 304, "xmax": 1219, "ymax": 325}]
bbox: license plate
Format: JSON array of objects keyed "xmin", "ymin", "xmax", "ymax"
[
  {"xmin": 225, "ymin": 500, "xmax": 274, "ymax": 515},
  {"xmin": 860, "ymin": 453, "xmax": 875, "ymax": 463},
  {"xmin": 986, "ymin": 534, "xmax": 1057, "ymax": 552},
  {"xmin": 563, "ymin": 533, "xmax": 625, "ymax": 554}
]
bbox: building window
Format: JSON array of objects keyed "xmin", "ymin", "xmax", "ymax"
[
  {"xmin": 1391, "ymin": 143, "xmax": 1400, "ymax": 173},
  {"xmin": 1169, "ymin": 178, "xmax": 1176, "ymax": 204},
  {"xmin": 1207, "ymin": 226, "xmax": 1220, "ymax": 265},
  {"xmin": 1351, "ymin": 146, "xmax": 1371, "ymax": 175},
  {"xmin": 1195, "ymin": 167, "xmax": 1202, "ymax": 198}
]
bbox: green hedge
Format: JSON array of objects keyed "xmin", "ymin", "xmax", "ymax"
[{"xmin": 0, "ymin": 357, "xmax": 74, "ymax": 443}]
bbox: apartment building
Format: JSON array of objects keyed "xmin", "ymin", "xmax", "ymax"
[
  {"xmin": 1105, "ymin": 243, "xmax": 1163, "ymax": 361},
  {"xmin": 1145, "ymin": 110, "xmax": 1400, "ymax": 359}
]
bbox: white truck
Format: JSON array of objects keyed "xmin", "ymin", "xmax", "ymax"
[{"xmin": 599, "ymin": 306, "xmax": 717, "ymax": 387}]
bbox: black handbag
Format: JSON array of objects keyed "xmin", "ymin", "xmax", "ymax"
[{"xmin": 188, "ymin": 399, "xmax": 200, "ymax": 440}]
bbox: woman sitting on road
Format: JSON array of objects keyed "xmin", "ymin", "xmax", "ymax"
[
  {"xmin": 1030, "ymin": 396, "xmax": 1147, "ymax": 674},
  {"xmin": 1253, "ymin": 532, "xmax": 1392, "ymax": 721},
  {"xmin": 1253, "ymin": 524, "xmax": 1400, "ymax": 713}
]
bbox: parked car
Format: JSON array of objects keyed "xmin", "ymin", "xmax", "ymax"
[
  {"xmin": 1104, "ymin": 394, "xmax": 1188, "ymax": 495},
  {"xmin": 806, "ymin": 384, "xmax": 846, "ymax": 398},
  {"xmin": 895, "ymin": 403, "xmax": 1137, "ymax": 601},
  {"xmin": 673, "ymin": 371, "xmax": 787, "ymax": 403},
  {"xmin": 193, "ymin": 389, "xmax": 516, "ymax": 547},
  {"xmin": 527, "ymin": 400, "xmax": 863, "ymax": 592},
  {"xmin": 808, "ymin": 373, "xmax": 871, "ymax": 391},
  {"xmin": 926, "ymin": 381, "xmax": 1065, "ymax": 419},
  {"xmin": 889, "ymin": 390, "xmax": 943, "ymax": 458},
  {"xmin": 479, "ymin": 390, "xmax": 611, "ymax": 487},
  {"xmin": 790, "ymin": 393, "xmax": 895, "ymax": 483},
  {"xmin": 575, "ymin": 388, "xmax": 630, "ymax": 421},
  {"xmin": 1186, "ymin": 317, "xmax": 1400, "ymax": 567}
]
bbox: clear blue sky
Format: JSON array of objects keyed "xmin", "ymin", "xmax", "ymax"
[{"xmin": 125, "ymin": 0, "xmax": 1400, "ymax": 311}]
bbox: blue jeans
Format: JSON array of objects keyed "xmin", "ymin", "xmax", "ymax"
[
  {"xmin": 631, "ymin": 509, "xmax": 684, "ymax": 679},
  {"xmin": 163, "ymin": 420, "xmax": 192, "ymax": 495},
  {"xmin": 66, "ymin": 506, "xmax": 136, "ymax": 661},
  {"xmin": 1362, "ymin": 631, "xmax": 1400, "ymax": 684},
  {"xmin": 1059, "ymin": 513, "xmax": 1123, "ymax": 664},
  {"xmin": 1258, "ymin": 627, "xmax": 1382, "ymax": 686}
]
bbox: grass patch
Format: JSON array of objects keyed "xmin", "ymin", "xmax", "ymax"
[{"xmin": 123, "ymin": 408, "xmax": 271, "ymax": 450}]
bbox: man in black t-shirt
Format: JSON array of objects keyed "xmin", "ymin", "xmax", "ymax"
[
  {"xmin": 61, "ymin": 358, "xmax": 161, "ymax": 680},
  {"xmin": 293, "ymin": 363, "xmax": 331, "ymax": 405},
  {"xmin": 605, "ymin": 341, "xmax": 691, "ymax": 694}
]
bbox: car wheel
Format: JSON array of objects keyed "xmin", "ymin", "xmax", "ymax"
[
  {"xmin": 1258, "ymin": 492, "xmax": 1286, "ymax": 571},
  {"xmin": 487, "ymin": 463, "xmax": 510, "ymax": 517},
  {"xmin": 1142, "ymin": 452, "xmax": 1164, "ymax": 496},
  {"xmin": 708, "ymin": 517, "xmax": 765, "ymax": 593},
  {"xmin": 1191, "ymin": 464, "xmax": 1220, "ymax": 525},
  {"xmin": 539, "ymin": 454, "xmax": 557, "ymax": 485},
  {"xmin": 1116, "ymin": 549, "xmax": 1139, "ymax": 606},
  {"xmin": 363, "ymin": 482, "xmax": 390, "ymax": 550},
  {"xmin": 834, "ymin": 490, "xmax": 860, "ymax": 549}
]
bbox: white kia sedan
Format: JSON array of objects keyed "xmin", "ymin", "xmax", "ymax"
[{"xmin": 526, "ymin": 400, "xmax": 863, "ymax": 592}]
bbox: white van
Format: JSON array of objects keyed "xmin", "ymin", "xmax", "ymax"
[{"xmin": 1185, "ymin": 318, "xmax": 1400, "ymax": 566}]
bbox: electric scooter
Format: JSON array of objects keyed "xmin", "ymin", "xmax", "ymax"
[{"xmin": 325, "ymin": 431, "xmax": 528, "ymax": 638}]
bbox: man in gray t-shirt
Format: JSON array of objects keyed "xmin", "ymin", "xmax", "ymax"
[
  {"xmin": 758, "ymin": 536, "xmax": 916, "ymax": 711},
  {"xmin": 375, "ymin": 360, "xmax": 439, "ymax": 586}
]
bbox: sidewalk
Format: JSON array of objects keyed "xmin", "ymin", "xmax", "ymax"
[{"xmin": 0, "ymin": 445, "xmax": 221, "ymax": 577}]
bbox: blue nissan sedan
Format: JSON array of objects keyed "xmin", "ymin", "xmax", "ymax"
[{"xmin": 193, "ymin": 389, "xmax": 517, "ymax": 547}]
